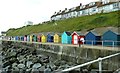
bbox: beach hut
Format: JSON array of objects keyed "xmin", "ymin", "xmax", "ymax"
[
  {"xmin": 15, "ymin": 36, "xmax": 19, "ymax": 41},
  {"xmin": 18, "ymin": 36, "xmax": 20, "ymax": 41},
  {"xmin": 85, "ymin": 31, "xmax": 101, "ymax": 45},
  {"xmin": 102, "ymin": 30, "xmax": 120, "ymax": 46},
  {"xmin": 54, "ymin": 33, "xmax": 61, "ymax": 43},
  {"xmin": 33, "ymin": 35, "xmax": 37, "ymax": 42},
  {"xmin": 71, "ymin": 32, "xmax": 79, "ymax": 44},
  {"xmin": 30, "ymin": 35, "xmax": 33, "ymax": 42},
  {"xmin": 71, "ymin": 32, "xmax": 85, "ymax": 45},
  {"xmin": 41, "ymin": 34, "xmax": 46, "ymax": 43},
  {"xmin": 61, "ymin": 31, "xmax": 72, "ymax": 44},
  {"xmin": 20, "ymin": 36, "xmax": 24, "ymax": 41},
  {"xmin": 47, "ymin": 33, "xmax": 54, "ymax": 42},
  {"xmin": 24, "ymin": 35, "xmax": 27, "ymax": 41},
  {"xmin": 37, "ymin": 35, "xmax": 41, "ymax": 42},
  {"xmin": 11, "ymin": 36, "xmax": 14, "ymax": 40},
  {"xmin": 27, "ymin": 35, "xmax": 30, "ymax": 42}
]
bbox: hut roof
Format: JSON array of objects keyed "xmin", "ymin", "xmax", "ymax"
[
  {"xmin": 47, "ymin": 32, "xmax": 55, "ymax": 36},
  {"xmin": 65, "ymin": 32, "xmax": 71, "ymax": 36},
  {"xmin": 54, "ymin": 33, "xmax": 62, "ymax": 36},
  {"xmin": 71, "ymin": 31, "xmax": 85, "ymax": 36},
  {"xmin": 103, "ymin": 27, "xmax": 120, "ymax": 35},
  {"xmin": 90, "ymin": 27, "xmax": 119, "ymax": 36}
]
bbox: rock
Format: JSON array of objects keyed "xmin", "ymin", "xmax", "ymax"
[
  {"xmin": 3, "ymin": 61, "xmax": 11, "ymax": 68},
  {"xmin": 12, "ymin": 63, "xmax": 17, "ymax": 68},
  {"xmin": 57, "ymin": 64, "xmax": 70, "ymax": 70},
  {"xmin": 26, "ymin": 61, "xmax": 33, "ymax": 68},
  {"xmin": 17, "ymin": 55, "xmax": 24, "ymax": 62},
  {"xmin": 13, "ymin": 66, "xmax": 19, "ymax": 71},
  {"xmin": 31, "ymin": 68, "xmax": 40, "ymax": 73},
  {"xmin": 47, "ymin": 63, "xmax": 56, "ymax": 70},
  {"xmin": 44, "ymin": 65, "xmax": 52, "ymax": 73},
  {"xmin": 18, "ymin": 63, "xmax": 25, "ymax": 69},
  {"xmin": 32, "ymin": 49, "xmax": 37, "ymax": 55},
  {"xmin": 32, "ymin": 57, "xmax": 38, "ymax": 63},
  {"xmin": 40, "ymin": 56, "xmax": 50, "ymax": 63},
  {"xmin": 26, "ymin": 68, "xmax": 32, "ymax": 71},
  {"xmin": 39, "ymin": 66, "xmax": 45, "ymax": 71},
  {"xmin": 60, "ymin": 60, "xmax": 66, "ymax": 65},
  {"xmin": 32, "ymin": 63, "xmax": 41, "ymax": 69}
]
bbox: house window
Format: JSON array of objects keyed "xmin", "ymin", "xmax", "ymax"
[
  {"xmin": 103, "ymin": 1, "xmax": 109, "ymax": 4},
  {"xmin": 82, "ymin": 5, "xmax": 85, "ymax": 8},
  {"xmin": 80, "ymin": 6, "xmax": 82, "ymax": 9},
  {"xmin": 89, "ymin": 2, "xmax": 95, "ymax": 6},
  {"xmin": 92, "ymin": 8, "xmax": 96, "ymax": 12},
  {"xmin": 82, "ymin": 10, "xmax": 85, "ymax": 14},
  {"xmin": 73, "ymin": 12, "xmax": 76, "ymax": 15},
  {"xmin": 113, "ymin": 3, "xmax": 119, "ymax": 9}
]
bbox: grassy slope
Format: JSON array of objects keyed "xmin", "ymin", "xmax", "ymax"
[{"xmin": 6, "ymin": 11, "xmax": 120, "ymax": 36}]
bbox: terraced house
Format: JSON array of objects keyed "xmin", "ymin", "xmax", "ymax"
[{"xmin": 51, "ymin": 0, "xmax": 120, "ymax": 21}]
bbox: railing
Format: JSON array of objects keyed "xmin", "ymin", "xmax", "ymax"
[
  {"xmin": 84, "ymin": 40, "xmax": 120, "ymax": 47},
  {"xmin": 61, "ymin": 52, "xmax": 120, "ymax": 73}
]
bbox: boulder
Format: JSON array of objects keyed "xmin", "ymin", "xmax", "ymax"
[{"xmin": 32, "ymin": 63, "xmax": 41, "ymax": 69}]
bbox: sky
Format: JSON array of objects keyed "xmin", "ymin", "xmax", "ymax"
[{"xmin": 0, "ymin": 0, "xmax": 99, "ymax": 34}]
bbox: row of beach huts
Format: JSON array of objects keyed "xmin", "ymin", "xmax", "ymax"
[{"xmin": 5, "ymin": 27, "xmax": 120, "ymax": 47}]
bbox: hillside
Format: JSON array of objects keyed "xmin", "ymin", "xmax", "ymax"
[{"xmin": 6, "ymin": 11, "xmax": 120, "ymax": 36}]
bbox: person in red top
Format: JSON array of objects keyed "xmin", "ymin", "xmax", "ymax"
[{"xmin": 78, "ymin": 37, "xmax": 85, "ymax": 47}]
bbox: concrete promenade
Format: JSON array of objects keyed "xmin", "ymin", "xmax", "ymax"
[{"xmin": 2, "ymin": 40, "xmax": 119, "ymax": 51}]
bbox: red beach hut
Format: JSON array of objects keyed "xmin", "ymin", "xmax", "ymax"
[
  {"xmin": 72, "ymin": 31, "xmax": 79, "ymax": 44},
  {"xmin": 71, "ymin": 31, "xmax": 85, "ymax": 45}
]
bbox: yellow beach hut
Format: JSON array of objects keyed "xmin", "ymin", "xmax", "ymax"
[
  {"xmin": 54, "ymin": 33, "xmax": 61, "ymax": 43},
  {"xmin": 41, "ymin": 34, "xmax": 46, "ymax": 43},
  {"xmin": 30, "ymin": 35, "xmax": 33, "ymax": 42}
]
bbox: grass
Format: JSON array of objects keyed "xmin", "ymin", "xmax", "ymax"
[{"xmin": 6, "ymin": 10, "xmax": 120, "ymax": 36}]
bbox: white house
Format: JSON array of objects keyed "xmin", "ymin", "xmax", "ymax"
[
  {"xmin": 98, "ymin": 0, "xmax": 120, "ymax": 13},
  {"xmin": 77, "ymin": 5, "xmax": 89, "ymax": 17},
  {"xmin": 51, "ymin": 11, "xmax": 62, "ymax": 20},
  {"xmin": 61, "ymin": 7, "xmax": 78, "ymax": 19},
  {"xmin": 1, "ymin": 31, "xmax": 6, "ymax": 36},
  {"xmin": 24, "ymin": 21, "xmax": 33, "ymax": 25},
  {"xmin": 87, "ymin": 2, "xmax": 101, "ymax": 15},
  {"xmin": 51, "ymin": 0, "xmax": 120, "ymax": 21},
  {"xmin": 69, "ymin": 7, "xmax": 78, "ymax": 18}
]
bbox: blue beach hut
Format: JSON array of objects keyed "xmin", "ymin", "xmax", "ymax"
[
  {"xmin": 61, "ymin": 31, "xmax": 72, "ymax": 44},
  {"xmin": 15, "ymin": 36, "xmax": 19, "ymax": 41},
  {"xmin": 20, "ymin": 36, "xmax": 24, "ymax": 41},
  {"xmin": 102, "ymin": 30, "xmax": 120, "ymax": 46},
  {"xmin": 85, "ymin": 31, "xmax": 101, "ymax": 45},
  {"xmin": 47, "ymin": 33, "xmax": 54, "ymax": 42}
]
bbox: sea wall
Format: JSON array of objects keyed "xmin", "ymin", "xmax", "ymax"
[{"xmin": 2, "ymin": 40, "xmax": 120, "ymax": 71}]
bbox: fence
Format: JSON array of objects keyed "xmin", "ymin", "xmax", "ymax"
[{"xmin": 82, "ymin": 40, "xmax": 120, "ymax": 47}]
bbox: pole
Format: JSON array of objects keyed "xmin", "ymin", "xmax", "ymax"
[
  {"xmin": 102, "ymin": 41, "xmax": 103, "ymax": 49},
  {"xmin": 112, "ymin": 41, "xmax": 114, "ymax": 48},
  {"xmin": 98, "ymin": 58, "xmax": 102, "ymax": 73}
]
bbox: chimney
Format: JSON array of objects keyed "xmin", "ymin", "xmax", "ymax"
[
  {"xmin": 65, "ymin": 8, "xmax": 67, "ymax": 10},
  {"xmin": 59, "ymin": 10, "xmax": 61, "ymax": 12},
  {"xmin": 54, "ymin": 12, "xmax": 56, "ymax": 14},
  {"xmin": 80, "ymin": 3, "xmax": 82, "ymax": 6}
]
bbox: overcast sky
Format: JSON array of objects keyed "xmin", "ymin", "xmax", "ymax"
[{"xmin": 0, "ymin": 0, "xmax": 99, "ymax": 34}]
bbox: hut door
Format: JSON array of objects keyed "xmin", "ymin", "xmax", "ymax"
[{"xmin": 74, "ymin": 35, "xmax": 78, "ymax": 44}]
